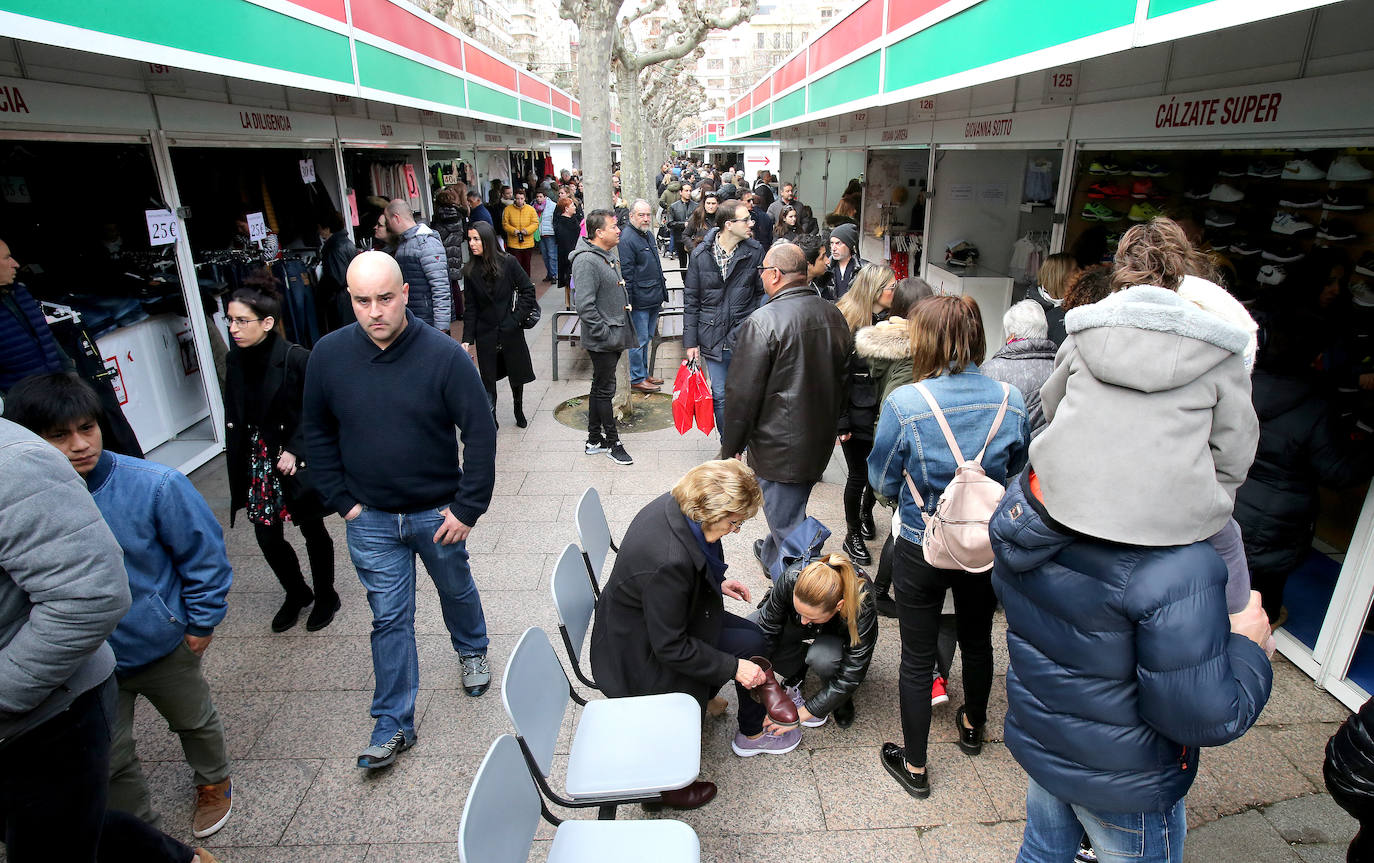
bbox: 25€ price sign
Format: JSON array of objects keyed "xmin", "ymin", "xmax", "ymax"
[{"xmin": 145, "ymin": 208, "xmax": 178, "ymax": 247}]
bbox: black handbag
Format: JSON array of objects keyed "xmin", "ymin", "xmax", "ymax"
[{"xmin": 513, "ymin": 285, "xmax": 540, "ymax": 329}]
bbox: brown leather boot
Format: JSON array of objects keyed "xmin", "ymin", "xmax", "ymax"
[
  {"xmin": 748, "ymin": 656, "xmax": 800, "ymax": 728},
  {"xmin": 644, "ymin": 780, "xmax": 717, "ymax": 810}
]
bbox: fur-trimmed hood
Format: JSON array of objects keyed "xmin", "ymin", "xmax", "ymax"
[
  {"xmin": 1064, "ymin": 284, "xmax": 1249, "ymax": 395},
  {"xmin": 855, "ymin": 316, "xmax": 909, "ymax": 361}
]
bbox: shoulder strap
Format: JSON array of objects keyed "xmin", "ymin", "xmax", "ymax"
[
  {"xmin": 973, "ymin": 383, "xmax": 1012, "ymax": 466},
  {"xmin": 912, "ymin": 381, "xmax": 965, "ymax": 464}
]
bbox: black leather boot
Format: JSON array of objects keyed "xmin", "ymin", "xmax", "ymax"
[
  {"xmin": 513, "ymin": 397, "xmax": 527, "ymax": 428},
  {"xmin": 842, "ymin": 530, "xmax": 872, "ymax": 566}
]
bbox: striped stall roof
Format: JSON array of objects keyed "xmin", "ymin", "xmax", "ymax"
[
  {"xmin": 288, "ymin": 0, "xmax": 347, "ymax": 22},
  {"xmin": 351, "ymin": 0, "xmax": 463, "ymax": 69}
]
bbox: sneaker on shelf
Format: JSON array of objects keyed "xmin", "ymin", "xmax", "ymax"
[
  {"xmin": 1204, "ymin": 209, "xmax": 1236, "ymax": 228},
  {"xmin": 1357, "ymin": 252, "xmax": 1374, "ymax": 278},
  {"xmin": 1324, "ymin": 188, "xmax": 1367, "ymax": 211},
  {"xmin": 1128, "ymin": 202, "xmax": 1165, "ymax": 222},
  {"xmin": 1183, "ymin": 184, "xmax": 1213, "ymax": 200},
  {"xmin": 785, "ymin": 684, "xmax": 828, "ymax": 727},
  {"xmin": 1130, "ymin": 179, "xmax": 1164, "ymax": 199},
  {"xmin": 584, "ymin": 438, "xmax": 609, "ymax": 455},
  {"xmin": 731, "ymin": 727, "xmax": 802, "ymax": 757},
  {"xmin": 1088, "ymin": 159, "xmax": 1125, "ymax": 175},
  {"xmin": 1257, "ymin": 264, "xmax": 1288, "ymax": 286},
  {"xmin": 1229, "ymin": 237, "xmax": 1261, "ymax": 256},
  {"xmin": 606, "ymin": 443, "xmax": 634, "ymax": 466},
  {"xmin": 1085, "ymin": 181, "xmax": 1129, "ymax": 199},
  {"xmin": 1248, "ymin": 159, "xmax": 1282, "ymax": 178},
  {"xmin": 1278, "ymin": 190, "xmax": 1324, "ymax": 208},
  {"xmin": 1317, "ymin": 220, "xmax": 1359, "ymax": 242},
  {"xmin": 460, "ymin": 653, "xmax": 491, "ymax": 696},
  {"xmin": 1282, "ymin": 158, "xmax": 1326, "ymax": 181},
  {"xmin": 1130, "ymin": 159, "xmax": 1169, "ymax": 177},
  {"xmin": 1081, "ymin": 202, "xmax": 1124, "ymax": 222},
  {"xmin": 1271, "ymin": 212, "xmax": 1316, "ymax": 235},
  {"xmin": 1208, "ymin": 183, "xmax": 1245, "ymax": 203},
  {"xmin": 192, "ymin": 779, "xmax": 233, "ymax": 838},
  {"xmin": 1262, "ymin": 241, "xmax": 1306, "ymax": 264},
  {"xmin": 1352, "ymin": 279, "xmax": 1374, "ymax": 304},
  {"xmin": 1328, "ymin": 154, "xmax": 1374, "ymax": 182},
  {"xmin": 931, "ymin": 676, "xmax": 949, "ymax": 707},
  {"xmin": 357, "ymin": 730, "xmax": 416, "ymax": 769},
  {"xmin": 1217, "ymin": 162, "xmax": 1248, "ymax": 178}
]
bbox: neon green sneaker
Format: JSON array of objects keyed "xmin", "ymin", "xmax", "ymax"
[
  {"xmin": 1082, "ymin": 201, "xmax": 1124, "ymax": 222},
  {"xmin": 1128, "ymin": 202, "xmax": 1166, "ymax": 222}
]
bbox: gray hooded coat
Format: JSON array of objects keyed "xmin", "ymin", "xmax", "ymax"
[
  {"xmin": 1029, "ymin": 285, "xmax": 1259, "ymax": 546},
  {"xmin": 570, "ymin": 237, "xmax": 631, "ymax": 353}
]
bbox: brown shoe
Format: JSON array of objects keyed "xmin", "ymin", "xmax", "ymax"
[
  {"xmin": 192, "ymin": 779, "xmax": 233, "ymax": 838},
  {"xmin": 646, "ymin": 376, "xmax": 665, "ymax": 385},
  {"xmin": 645, "ymin": 780, "xmax": 717, "ymax": 810},
  {"xmin": 748, "ymin": 656, "xmax": 800, "ymax": 728},
  {"xmin": 631, "ymin": 380, "xmax": 661, "ymax": 393}
]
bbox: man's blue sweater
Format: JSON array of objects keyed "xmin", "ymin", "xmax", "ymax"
[{"xmin": 303, "ymin": 310, "xmax": 496, "ymax": 525}]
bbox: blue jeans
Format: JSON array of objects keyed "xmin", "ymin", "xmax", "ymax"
[
  {"xmin": 629, "ymin": 307, "xmax": 659, "ymax": 384},
  {"xmin": 346, "ymin": 506, "xmax": 489, "ymax": 746},
  {"xmin": 703, "ymin": 349, "xmax": 731, "ymax": 435},
  {"xmin": 756, "ymin": 478, "xmax": 815, "ymax": 579},
  {"xmin": 539, "ymin": 235, "xmax": 558, "ymax": 280},
  {"xmin": 1019, "ymin": 778, "xmax": 1187, "ymax": 863}
]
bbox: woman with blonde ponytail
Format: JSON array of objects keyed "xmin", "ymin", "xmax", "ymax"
[{"xmin": 754, "ymin": 553, "xmax": 878, "ymax": 731}]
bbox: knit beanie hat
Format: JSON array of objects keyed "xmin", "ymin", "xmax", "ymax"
[{"xmin": 831, "ymin": 222, "xmax": 859, "ymax": 254}]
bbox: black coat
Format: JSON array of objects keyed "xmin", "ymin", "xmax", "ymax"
[
  {"xmin": 462, "ymin": 254, "xmax": 536, "ymax": 387},
  {"xmin": 837, "ymin": 312, "xmax": 886, "ymax": 441},
  {"xmin": 553, "ymin": 212, "xmax": 581, "ymax": 287},
  {"xmin": 683, "ymin": 228, "xmax": 765, "ymax": 361},
  {"xmin": 754, "ymin": 564, "xmax": 878, "ymax": 718},
  {"xmin": 224, "ymin": 334, "xmax": 326, "ymax": 526},
  {"xmin": 431, "ymin": 205, "xmax": 468, "ymax": 323},
  {"xmin": 1326, "ymin": 697, "xmax": 1374, "ymax": 818},
  {"xmin": 589, "ymin": 493, "xmax": 738, "ymax": 709},
  {"xmin": 1234, "ymin": 370, "xmax": 1374, "ymax": 577}
]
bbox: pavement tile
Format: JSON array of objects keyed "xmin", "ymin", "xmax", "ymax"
[
  {"xmin": 724, "ymin": 828, "xmax": 929, "ymax": 861},
  {"xmin": 204, "ymin": 635, "xmax": 374, "ymax": 691},
  {"xmin": 808, "ymin": 742, "xmax": 998, "ymax": 829},
  {"xmin": 206, "ymin": 846, "xmax": 369, "ymax": 862},
  {"xmin": 1182, "ymin": 808, "xmax": 1300, "ymax": 863},
  {"xmin": 248, "ymin": 689, "xmax": 433, "ymax": 760},
  {"xmin": 969, "ymin": 742, "xmax": 1028, "ymax": 821},
  {"xmin": 363, "ymin": 843, "xmax": 459, "ymax": 862},
  {"xmin": 133, "ymin": 688, "xmax": 285, "ymax": 764},
  {"xmin": 147, "ymin": 758, "xmax": 322, "ymax": 848},
  {"xmin": 1192, "ymin": 729, "xmax": 1315, "ymax": 815},
  {"xmin": 918, "ymin": 820, "xmax": 1027, "ymax": 862},
  {"xmin": 468, "ymin": 551, "xmax": 552, "ymax": 592},
  {"xmin": 1294, "ymin": 842, "xmax": 1354, "ymax": 862},
  {"xmin": 1262, "ymin": 793, "xmax": 1358, "ymax": 845},
  {"xmin": 1258, "ymin": 722, "xmax": 1344, "ymax": 788},
  {"xmin": 1258, "ymin": 658, "xmax": 1353, "ymax": 726}
]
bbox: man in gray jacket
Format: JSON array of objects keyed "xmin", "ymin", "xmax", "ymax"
[
  {"xmin": 571, "ymin": 209, "xmax": 634, "ymax": 467},
  {"xmin": 0, "ymin": 418, "xmax": 130, "ymax": 857},
  {"xmin": 385, "ymin": 199, "xmax": 452, "ymax": 336}
]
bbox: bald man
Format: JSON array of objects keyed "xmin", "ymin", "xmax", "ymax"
[
  {"xmin": 303, "ymin": 251, "xmax": 497, "ymax": 769},
  {"xmin": 719, "ymin": 241, "xmax": 851, "ymax": 578}
]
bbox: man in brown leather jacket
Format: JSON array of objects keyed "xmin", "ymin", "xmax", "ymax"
[{"xmin": 718, "ymin": 242, "xmax": 850, "ymax": 577}]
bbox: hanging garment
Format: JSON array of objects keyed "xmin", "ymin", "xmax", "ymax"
[{"xmin": 1024, "ymin": 158, "xmax": 1056, "ymax": 204}]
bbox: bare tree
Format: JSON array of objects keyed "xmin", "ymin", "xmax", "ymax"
[{"xmin": 559, "ymin": 0, "xmax": 622, "ymax": 213}]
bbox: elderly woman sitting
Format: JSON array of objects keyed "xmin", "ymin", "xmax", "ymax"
[{"xmin": 590, "ymin": 459, "xmax": 803, "ymax": 811}]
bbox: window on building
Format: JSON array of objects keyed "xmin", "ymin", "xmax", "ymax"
[
  {"xmin": 772, "ymin": 32, "xmax": 782, "ymax": 49},
  {"xmin": 756, "ymin": 32, "xmax": 765, "ymax": 49},
  {"xmin": 707, "ymin": 58, "xmax": 724, "ymax": 70},
  {"xmin": 708, "ymin": 78, "xmax": 725, "ymax": 88},
  {"xmin": 820, "ymin": 8, "xmax": 833, "ymax": 18}
]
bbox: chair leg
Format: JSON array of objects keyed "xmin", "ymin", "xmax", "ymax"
[
  {"xmin": 551, "ymin": 322, "xmax": 559, "ymax": 381},
  {"xmin": 597, "ymin": 804, "xmax": 618, "ymax": 820}
]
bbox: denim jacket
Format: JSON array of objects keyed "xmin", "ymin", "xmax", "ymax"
[
  {"xmin": 867, "ymin": 366, "xmax": 1031, "ymax": 545},
  {"xmin": 86, "ymin": 451, "xmax": 233, "ymax": 674}
]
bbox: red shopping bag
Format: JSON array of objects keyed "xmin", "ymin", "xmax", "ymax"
[
  {"xmin": 692, "ymin": 362, "xmax": 715, "ymax": 436},
  {"xmin": 672, "ymin": 360, "xmax": 695, "ymax": 434}
]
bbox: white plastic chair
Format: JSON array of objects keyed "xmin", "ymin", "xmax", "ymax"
[
  {"xmin": 458, "ymin": 734, "xmax": 700, "ymax": 863},
  {"xmin": 501, "ymin": 626, "xmax": 701, "ymax": 819},
  {"xmin": 575, "ymin": 487, "xmax": 618, "ymax": 596},
  {"xmin": 551, "ymin": 542, "xmax": 600, "ymax": 690}
]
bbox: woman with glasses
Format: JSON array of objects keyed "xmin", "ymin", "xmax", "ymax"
[{"xmin": 223, "ymin": 276, "xmax": 338, "ymax": 632}]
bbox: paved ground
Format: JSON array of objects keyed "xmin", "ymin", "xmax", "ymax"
[{"xmin": 68, "ymin": 263, "xmax": 1364, "ymax": 861}]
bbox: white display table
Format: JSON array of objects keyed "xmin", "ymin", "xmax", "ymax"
[{"xmin": 924, "ymin": 263, "xmax": 1017, "ymax": 350}]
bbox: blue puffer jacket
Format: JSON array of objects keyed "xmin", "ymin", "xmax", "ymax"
[
  {"xmin": 0, "ymin": 284, "xmax": 68, "ymax": 392},
  {"xmin": 394, "ymin": 224, "xmax": 452, "ymax": 331},
  {"xmin": 990, "ymin": 472, "xmax": 1273, "ymax": 813}
]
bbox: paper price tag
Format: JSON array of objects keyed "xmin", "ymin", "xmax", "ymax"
[
  {"xmin": 246, "ymin": 212, "xmax": 267, "ymax": 242},
  {"xmin": 299, "ymin": 158, "xmax": 316, "ymax": 183},
  {"xmin": 145, "ymin": 208, "xmax": 178, "ymax": 246}
]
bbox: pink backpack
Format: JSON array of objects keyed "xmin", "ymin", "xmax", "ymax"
[{"xmin": 902, "ymin": 380, "xmax": 1012, "ymax": 573}]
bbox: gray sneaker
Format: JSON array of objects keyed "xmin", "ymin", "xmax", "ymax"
[
  {"xmin": 731, "ymin": 727, "xmax": 802, "ymax": 757},
  {"xmin": 357, "ymin": 730, "xmax": 415, "ymax": 769},
  {"xmin": 460, "ymin": 653, "xmax": 491, "ymax": 697}
]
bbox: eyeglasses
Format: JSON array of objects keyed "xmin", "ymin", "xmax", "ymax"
[
  {"xmin": 756, "ymin": 265, "xmax": 781, "ymax": 275},
  {"xmin": 227, "ymin": 317, "xmax": 262, "ymax": 328},
  {"xmin": 728, "ymin": 216, "xmax": 754, "ymax": 224},
  {"xmin": 724, "ymin": 517, "xmax": 744, "ymax": 532}
]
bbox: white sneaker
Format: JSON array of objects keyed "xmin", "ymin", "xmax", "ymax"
[
  {"xmin": 1282, "ymin": 158, "xmax": 1326, "ymax": 181},
  {"xmin": 1271, "ymin": 212, "xmax": 1315, "ymax": 235},
  {"xmin": 1328, "ymin": 154, "xmax": 1374, "ymax": 182},
  {"xmin": 1257, "ymin": 264, "xmax": 1287, "ymax": 286},
  {"xmin": 1208, "ymin": 183, "xmax": 1245, "ymax": 203},
  {"xmin": 785, "ymin": 684, "xmax": 828, "ymax": 727}
]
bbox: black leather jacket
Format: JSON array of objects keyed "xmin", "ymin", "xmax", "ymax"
[
  {"xmin": 755, "ymin": 564, "xmax": 878, "ymax": 718},
  {"xmin": 718, "ymin": 283, "xmax": 850, "ymax": 483}
]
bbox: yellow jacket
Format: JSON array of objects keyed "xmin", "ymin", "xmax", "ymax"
[{"xmin": 502, "ymin": 203, "xmax": 539, "ymax": 249}]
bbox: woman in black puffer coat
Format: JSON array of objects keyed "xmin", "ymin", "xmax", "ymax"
[
  {"xmin": 1326, "ymin": 698, "xmax": 1374, "ymax": 862},
  {"xmin": 431, "ymin": 189, "xmax": 468, "ymax": 340},
  {"xmin": 1233, "ymin": 316, "xmax": 1374, "ymax": 623}
]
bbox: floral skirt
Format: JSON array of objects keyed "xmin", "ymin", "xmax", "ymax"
[{"xmin": 247, "ymin": 430, "xmax": 292, "ymax": 527}]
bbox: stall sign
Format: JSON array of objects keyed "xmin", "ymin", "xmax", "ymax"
[
  {"xmin": 336, "ymin": 116, "xmax": 423, "ymax": 143},
  {"xmin": 246, "ymin": 212, "xmax": 267, "ymax": 242},
  {"xmin": 1044, "ymin": 66, "xmax": 1079, "ymax": 105},
  {"xmin": 299, "ymin": 158, "xmax": 316, "ymax": 183},
  {"xmin": 0, "ymin": 75, "xmax": 156, "ymax": 131},
  {"xmin": 154, "ymin": 95, "xmax": 337, "ymax": 139},
  {"xmin": 1, "ymin": 176, "xmax": 31, "ymax": 204},
  {"xmin": 403, "ymin": 165, "xmax": 420, "ymax": 199},
  {"xmin": 933, "ymin": 105, "xmax": 1071, "ymax": 145},
  {"xmin": 144, "ymin": 209, "xmax": 178, "ymax": 246}
]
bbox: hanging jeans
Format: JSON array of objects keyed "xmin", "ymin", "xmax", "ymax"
[{"xmin": 275, "ymin": 260, "xmax": 320, "ymax": 348}]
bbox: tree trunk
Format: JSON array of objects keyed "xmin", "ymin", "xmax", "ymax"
[{"xmin": 576, "ymin": 18, "xmax": 615, "ymax": 213}]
